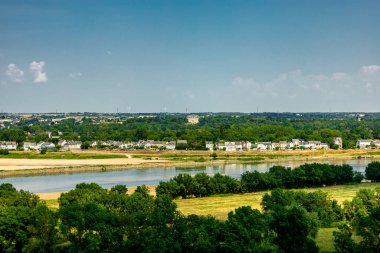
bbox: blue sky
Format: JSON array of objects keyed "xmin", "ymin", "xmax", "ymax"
[{"xmin": 1, "ymin": 0, "xmax": 380, "ymax": 113}]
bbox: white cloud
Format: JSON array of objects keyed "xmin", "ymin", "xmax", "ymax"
[
  {"xmin": 232, "ymin": 77, "xmax": 257, "ymax": 88},
  {"xmin": 331, "ymin": 72, "xmax": 351, "ymax": 81},
  {"xmin": 69, "ymin": 72, "xmax": 82, "ymax": 78},
  {"xmin": 30, "ymin": 61, "xmax": 48, "ymax": 83},
  {"xmin": 5, "ymin": 64, "xmax": 24, "ymax": 82},
  {"xmin": 361, "ymin": 65, "xmax": 380, "ymax": 76}
]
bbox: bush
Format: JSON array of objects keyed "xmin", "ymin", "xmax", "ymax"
[
  {"xmin": 0, "ymin": 149, "xmax": 9, "ymax": 155},
  {"xmin": 40, "ymin": 148, "xmax": 47, "ymax": 154},
  {"xmin": 353, "ymin": 172, "xmax": 364, "ymax": 183},
  {"xmin": 366, "ymin": 162, "xmax": 380, "ymax": 182}
]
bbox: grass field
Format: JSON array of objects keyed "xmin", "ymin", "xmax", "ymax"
[
  {"xmin": 0, "ymin": 151, "xmax": 126, "ymax": 159},
  {"xmin": 175, "ymin": 183, "xmax": 380, "ymax": 220}
]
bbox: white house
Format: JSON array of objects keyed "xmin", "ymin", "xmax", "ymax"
[
  {"xmin": 278, "ymin": 141, "xmax": 288, "ymax": 150},
  {"xmin": 23, "ymin": 142, "xmax": 37, "ymax": 150},
  {"xmin": 62, "ymin": 140, "xmax": 81, "ymax": 150},
  {"xmin": 224, "ymin": 142, "xmax": 237, "ymax": 151},
  {"xmin": 320, "ymin": 143, "xmax": 330, "ymax": 150},
  {"xmin": 356, "ymin": 140, "xmax": 373, "ymax": 149},
  {"xmin": 36, "ymin": 142, "xmax": 56, "ymax": 150},
  {"xmin": 242, "ymin": 141, "xmax": 252, "ymax": 150},
  {"xmin": 165, "ymin": 141, "xmax": 176, "ymax": 150},
  {"xmin": 333, "ymin": 137, "xmax": 343, "ymax": 149},
  {"xmin": 205, "ymin": 141, "xmax": 214, "ymax": 151},
  {"xmin": 256, "ymin": 142, "xmax": 272, "ymax": 150},
  {"xmin": 372, "ymin": 140, "xmax": 380, "ymax": 149},
  {"xmin": 0, "ymin": 141, "xmax": 17, "ymax": 150}
]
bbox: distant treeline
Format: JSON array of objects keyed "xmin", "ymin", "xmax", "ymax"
[
  {"xmin": 156, "ymin": 163, "xmax": 374, "ymax": 199},
  {"xmin": 2, "ymin": 114, "xmax": 380, "ymax": 149}
]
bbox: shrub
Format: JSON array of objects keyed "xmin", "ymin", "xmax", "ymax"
[
  {"xmin": 0, "ymin": 149, "xmax": 10, "ymax": 155},
  {"xmin": 366, "ymin": 162, "xmax": 380, "ymax": 182}
]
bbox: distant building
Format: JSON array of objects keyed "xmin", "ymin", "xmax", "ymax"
[
  {"xmin": 165, "ymin": 141, "xmax": 176, "ymax": 150},
  {"xmin": 23, "ymin": 142, "xmax": 37, "ymax": 150},
  {"xmin": 205, "ymin": 141, "xmax": 214, "ymax": 151},
  {"xmin": 186, "ymin": 115, "xmax": 199, "ymax": 124},
  {"xmin": 356, "ymin": 140, "xmax": 372, "ymax": 149},
  {"xmin": 61, "ymin": 140, "xmax": 81, "ymax": 151},
  {"xmin": 333, "ymin": 137, "xmax": 343, "ymax": 149},
  {"xmin": 0, "ymin": 141, "xmax": 17, "ymax": 150},
  {"xmin": 372, "ymin": 140, "xmax": 380, "ymax": 149},
  {"xmin": 36, "ymin": 142, "xmax": 56, "ymax": 150}
]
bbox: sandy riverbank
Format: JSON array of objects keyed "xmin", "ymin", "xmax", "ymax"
[
  {"xmin": 1, "ymin": 149, "xmax": 379, "ymax": 178},
  {"xmin": 0, "ymin": 157, "xmax": 170, "ymax": 170}
]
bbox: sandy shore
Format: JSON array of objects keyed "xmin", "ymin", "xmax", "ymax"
[{"xmin": 0, "ymin": 157, "xmax": 170, "ymax": 170}]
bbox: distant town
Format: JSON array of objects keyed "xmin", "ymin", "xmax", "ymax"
[{"xmin": 1, "ymin": 112, "xmax": 380, "ymax": 152}]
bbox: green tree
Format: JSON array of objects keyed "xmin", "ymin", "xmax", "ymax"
[
  {"xmin": 269, "ymin": 205, "xmax": 319, "ymax": 253},
  {"xmin": 366, "ymin": 162, "xmax": 380, "ymax": 182}
]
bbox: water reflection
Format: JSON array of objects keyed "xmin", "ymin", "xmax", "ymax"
[{"xmin": 0, "ymin": 158, "xmax": 378, "ymax": 193}]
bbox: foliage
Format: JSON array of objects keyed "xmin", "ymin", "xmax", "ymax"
[
  {"xmin": 366, "ymin": 161, "xmax": 380, "ymax": 182},
  {"xmin": 210, "ymin": 152, "xmax": 217, "ymax": 160},
  {"xmin": 158, "ymin": 163, "xmax": 359, "ymax": 200},
  {"xmin": 0, "ymin": 149, "xmax": 9, "ymax": 155},
  {"xmin": 0, "ymin": 184, "xmax": 58, "ymax": 252},
  {"xmin": 262, "ymin": 188, "xmax": 344, "ymax": 227},
  {"xmin": 269, "ymin": 205, "xmax": 319, "ymax": 253}
]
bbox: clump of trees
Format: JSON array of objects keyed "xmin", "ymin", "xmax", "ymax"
[
  {"xmin": 0, "ymin": 182, "xmax": 324, "ymax": 252},
  {"xmin": 0, "ymin": 183, "xmax": 59, "ymax": 252},
  {"xmin": 156, "ymin": 163, "xmax": 362, "ymax": 199},
  {"xmin": 366, "ymin": 161, "xmax": 380, "ymax": 182},
  {"xmin": 1, "ymin": 181, "xmax": 379, "ymax": 252},
  {"xmin": 333, "ymin": 187, "xmax": 380, "ymax": 252}
]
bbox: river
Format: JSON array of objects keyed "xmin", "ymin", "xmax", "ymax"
[{"xmin": 0, "ymin": 158, "xmax": 376, "ymax": 193}]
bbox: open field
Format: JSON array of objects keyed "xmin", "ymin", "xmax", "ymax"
[
  {"xmin": 40, "ymin": 183, "xmax": 380, "ymax": 217},
  {"xmin": 175, "ymin": 183, "xmax": 380, "ymax": 220}
]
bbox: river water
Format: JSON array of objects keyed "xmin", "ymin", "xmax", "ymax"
[{"xmin": 0, "ymin": 158, "xmax": 377, "ymax": 193}]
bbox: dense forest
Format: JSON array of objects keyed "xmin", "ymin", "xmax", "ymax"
[
  {"xmin": 0, "ymin": 162, "xmax": 379, "ymax": 252},
  {"xmin": 1, "ymin": 114, "xmax": 380, "ymax": 149}
]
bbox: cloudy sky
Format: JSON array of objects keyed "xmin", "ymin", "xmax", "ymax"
[{"xmin": 1, "ymin": 1, "xmax": 380, "ymax": 113}]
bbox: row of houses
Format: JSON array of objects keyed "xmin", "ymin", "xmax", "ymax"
[
  {"xmin": 90, "ymin": 140, "xmax": 188, "ymax": 150},
  {"xmin": 0, "ymin": 141, "xmax": 17, "ymax": 150},
  {"xmin": 356, "ymin": 139, "xmax": 380, "ymax": 149},
  {"xmin": 206, "ymin": 138, "xmax": 335, "ymax": 151}
]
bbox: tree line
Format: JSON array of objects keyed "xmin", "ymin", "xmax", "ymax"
[{"xmin": 156, "ymin": 163, "xmax": 370, "ymax": 199}]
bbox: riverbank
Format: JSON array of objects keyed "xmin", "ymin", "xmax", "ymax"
[{"xmin": 1, "ymin": 149, "xmax": 380, "ymax": 178}]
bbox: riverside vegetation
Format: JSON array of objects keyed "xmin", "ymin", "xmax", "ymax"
[{"xmin": 1, "ymin": 162, "xmax": 380, "ymax": 252}]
